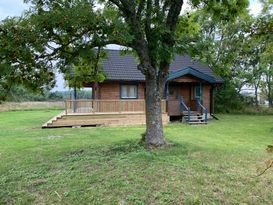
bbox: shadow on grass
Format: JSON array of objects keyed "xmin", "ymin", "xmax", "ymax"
[{"xmin": 63, "ymin": 139, "xmax": 203, "ymax": 163}]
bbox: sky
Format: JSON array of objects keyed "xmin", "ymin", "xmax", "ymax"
[{"xmin": 0, "ymin": 0, "xmax": 263, "ymax": 91}]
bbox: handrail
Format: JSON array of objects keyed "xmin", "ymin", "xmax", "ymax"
[
  {"xmin": 196, "ymin": 98, "xmax": 208, "ymax": 123},
  {"xmin": 180, "ymin": 96, "xmax": 190, "ymax": 123},
  {"xmin": 65, "ymin": 99, "xmax": 146, "ymax": 102}
]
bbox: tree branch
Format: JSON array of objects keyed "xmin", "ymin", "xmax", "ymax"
[{"xmin": 166, "ymin": 0, "xmax": 183, "ymax": 32}]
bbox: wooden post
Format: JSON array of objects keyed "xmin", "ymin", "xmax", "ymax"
[
  {"xmin": 65, "ymin": 100, "xmax": 67, "ymax": 115},
  {"xmin": 119, "ymin": 100, "xmax": 121, "ymax": 113},
  {"xmin": 72, "ymin": 87, "xmax": 77, "ymax": 113},
  {"xmin": 199, "ymin": 80, "xmax": 203, "ymax": 103}
]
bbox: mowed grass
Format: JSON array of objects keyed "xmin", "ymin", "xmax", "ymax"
[{"xmin": 0, "ymin": 110, "xmax": 273, "ymax": 205}]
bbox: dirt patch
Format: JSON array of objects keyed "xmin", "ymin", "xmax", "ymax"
[
  {"xmin": 47, "ymin": 135, "xmax": 63, "ymax": 140},
  {"xmin": 30, "ymin": 179, "xmax": 48, "ymax": 187},
  {"xmin": 68, "ymin": 149, "xmax": 85, "ymax": 156}
]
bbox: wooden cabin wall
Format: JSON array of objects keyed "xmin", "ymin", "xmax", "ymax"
[
  {"xmin": 98, "ymin": 82, "xmax": 145, "ymax": 99},
  {"xmin": 93, "ymin": 81, "xmax": 212, "ymax": 116}
]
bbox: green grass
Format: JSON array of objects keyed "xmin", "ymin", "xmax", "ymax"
[{"xmin": 0, "ymin": 110, "xmax": 273, "ymax": 205}]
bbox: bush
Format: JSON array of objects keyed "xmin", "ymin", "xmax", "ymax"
[{"xmin": 214, "ymin": 82, "xmax": 246, "ymax": 113}]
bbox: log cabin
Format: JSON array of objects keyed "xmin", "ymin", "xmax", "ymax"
[{"xmin": 43, "ymin": 49, "xmax": 223, "ymax": 128}]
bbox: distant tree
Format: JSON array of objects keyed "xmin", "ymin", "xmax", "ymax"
[
  {"xmin": 47, "ymin": 91, "xmax": 64, "ymax": 101},
  {"xmin": 258, "ymin": 1, "xmax": 273, "ymax": 107}
]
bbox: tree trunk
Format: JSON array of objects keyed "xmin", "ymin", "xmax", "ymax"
[
  {"xmin": 254, "ymin": 85, "xmax": 259, "ymax": 107},
  {"xmin": 266, "ymin": 74, "xmax": 273, "ymax": 107},
  {"xmin": 144, "ymin": 75, "xmax": 166, "ymax": 147}
]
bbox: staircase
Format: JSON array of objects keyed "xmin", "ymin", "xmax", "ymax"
[
  {"xmin": 180, "ymin": 97, "xmax": 208, "ymax": 125},
  {"xmin": 182, "ymin": 111, "xmax": 208, "ymax": 125}
]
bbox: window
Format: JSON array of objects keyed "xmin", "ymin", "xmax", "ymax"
[
  {"xmin": 191, "ymin": 85, "xmax": 201, "ymax": 100},
  {"xmin": 169, "ymin": 86, "xmax": 175, "ymax": 95},
  {"xmin": 195, "ymin": 86, "xmax": 201, "ymax": 97},
  {"xmin": 120, "ymin": 84, "xmax": 138, "ymax": 99}
]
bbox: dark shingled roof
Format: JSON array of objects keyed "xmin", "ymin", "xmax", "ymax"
[{"xmin": 102, "ymin": 49, "xmax": 223, "ymax": 83}]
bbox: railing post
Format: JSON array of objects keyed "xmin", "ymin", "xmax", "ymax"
[
  {"xmin": 119, "ymin": 100, "xmax": 122, "ymax": 113},
  {"xmin": 65, "ymin": 100, "xmax": 67, "ymax": 115},
  {"xmin": 205, "ymin": 108, "xmax": 208, "ymax": 123},
  {"xmin": 91, "ymin": 100, "xmax": 93, "ymax": 113},
  {"xmin": 143, "ymin": 100, "xmax": 146, "ymax": 113},
  {"xmin": 188, "ymin": 108, "xmax": 191, "ymax": 123},
  {"xmin": 180, "ymin": 96, "xmax": 184, "ymax": 123},
  {"xmin": 73, "ymin": 100, "xmax": 77, "ymax": 113},
  {"xmin": 195, "ymin": 97, "xmax": 200, "ymax": 113}
]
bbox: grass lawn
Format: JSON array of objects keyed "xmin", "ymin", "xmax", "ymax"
[{"xmin": 0, "ymin": 110, "xmax": 273, "ymax": 205}]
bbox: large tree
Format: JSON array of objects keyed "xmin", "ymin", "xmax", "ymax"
[
  {"xmin": 2, "ymin": 0, "xmax": 248, "ymax": 146},
  {"xmin": 0, "ymin": 17, "xmax": 55, "ymax": 101}
]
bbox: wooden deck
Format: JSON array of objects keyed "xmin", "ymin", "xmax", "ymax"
[
  {"xmin": 42, "ymin": 112, "xmax": 169, "ymax": 128},
  {"xmin": 42, "ymin": 99, "xmax": 169, "ymax": 128}
]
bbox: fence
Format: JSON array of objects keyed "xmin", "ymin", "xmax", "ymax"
[{"xmin": 65, "ymin": 99, "xmax": 167, "ymax": 114}]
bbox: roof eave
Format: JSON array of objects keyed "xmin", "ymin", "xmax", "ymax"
[{"xmin": 167, "ymin": 67, "xmax": 221, "ymax": 84}]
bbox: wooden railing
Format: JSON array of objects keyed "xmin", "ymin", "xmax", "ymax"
[
  {"xmin": 180, "ymin": 96, "xmax": 191, "ymax": 123},
  {"xmin": 65, "ymin": 99, "xmax": 167, "ymax": 114},
  {"xmin": 196, "ymin": 98, "xmax": 208, "ymax": 123}
]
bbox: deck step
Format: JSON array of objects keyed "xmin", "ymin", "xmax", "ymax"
[
  {"xmin": 183, "ymin": 113, "xmax": 208, "ymax": 125},
  {"xmin": 42, "ymin": 111, "xmax": 169, "ymax": 128},
  {"xmin": 188, "ymin": 121, "xmax": 208, "ymax": 125}
]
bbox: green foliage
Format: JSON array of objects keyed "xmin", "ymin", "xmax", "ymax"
[
  {"xmin": 177, "ymin": 1, "xmax": 273, "ymax": 111},
  {"xmin": 5, "ymin": 86, "xmax": 48, "ymax": 102},
  {"xmin": 0, "ymin": 18, "xmax": 56, "ymax": 101},
  {"xmin": 62, "ymin": 49, "xmax": 107, "ymax": 88},
  {"xmin": 214, "ymin": 81, "xmax": 246, "ymax": 113}
]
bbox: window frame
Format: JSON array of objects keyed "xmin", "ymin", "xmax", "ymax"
[
  {"xmin": 191, "ymin": 85, "xmax": 201, "ymax": 100},
  {"xmin": 120, "ymin": 83, "xmax": 139, "ymax": 99}
]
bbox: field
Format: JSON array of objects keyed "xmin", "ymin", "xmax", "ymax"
[
  {"xmin": 0, "ymin": 110, "xmax": 273, "ymax": 204},
  {"xmin": 0, "ymin": 101, "xmax": 64, "ymax": 112}
]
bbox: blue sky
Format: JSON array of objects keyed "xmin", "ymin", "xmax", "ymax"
[{"xmin": 0, "ymin": 0, "xmax": 263, "ymax": 91}]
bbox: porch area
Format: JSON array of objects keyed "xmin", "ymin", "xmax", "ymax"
[
  {"xmin": 165, "ymin": 67, "xmax": 216, "ymax": 124},
  {"xmin": 42, "ymin": 99, "xmax": 169, "ymax": 128}
]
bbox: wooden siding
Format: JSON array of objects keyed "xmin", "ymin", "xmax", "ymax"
[
  {"xmin": 173, "ymin": 75, "xmax": 201, "ymax": 83},
  {"xmin": 99, "ymin": 82, "xmax": 120, "ymax": 99},
  {"xmin": 167, "ymin": 100, "xmax": 180, "ymax": 116}
]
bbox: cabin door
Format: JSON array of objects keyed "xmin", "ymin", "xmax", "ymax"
[{"xmin": 190, "ymin": 85, "xmax": 201, "ymax": 110}]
